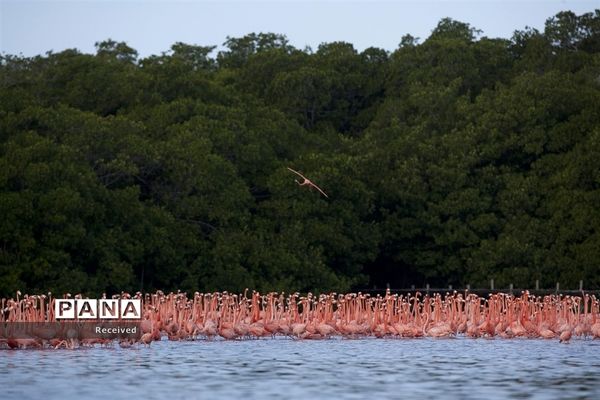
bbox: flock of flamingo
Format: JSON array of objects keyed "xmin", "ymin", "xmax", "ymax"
[{"xmin": 1, "ymin": 290, "xmax": 600, "ymax": 349}]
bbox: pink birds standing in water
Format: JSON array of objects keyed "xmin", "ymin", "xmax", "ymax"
[{"xmin": 1, "ymin": 290, "xmax": 599, "ymax": 348}]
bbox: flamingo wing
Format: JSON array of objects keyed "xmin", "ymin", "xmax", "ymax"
[
  {"xmin": 286, "ymin": 167, "xmax": 308, "ymax": 181},
  {"xmin": 309, "ymin": 182, "xmax": 329, "ymax": 198}
]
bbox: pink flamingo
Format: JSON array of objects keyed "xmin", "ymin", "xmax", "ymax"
[
  {"xmin": 559, "ymin": 329, "xmax": 572, "ymax": 343},
  {"xmin": 287, "ymin": 167, "xmax": 329, "ymax": 198}
]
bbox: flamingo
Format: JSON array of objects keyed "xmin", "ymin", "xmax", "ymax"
[
  {"xmin": 287, "ymin": 167, "xmax": 329, "ymax": 198},
  {"xmin": 3, "ymin": 289, "xmax": 600, "ymax": 346},
  {"xmin": 140, "ymin": 332, "xmax": 153, "ymax": 346},
  {"xmin": 559, "ymin": 329, "xmax": 572, "ymax": 343}
]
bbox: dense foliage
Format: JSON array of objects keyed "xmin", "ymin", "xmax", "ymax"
[{"xmin": 1, "ymin": 11, "xmax": 599, "ymax": 296}]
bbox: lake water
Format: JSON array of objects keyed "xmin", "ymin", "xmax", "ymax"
[{"xmin": 1, "ymin": 337, "xmax": 599, "ymax": 399}]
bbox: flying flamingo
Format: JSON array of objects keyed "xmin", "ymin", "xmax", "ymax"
[{"xmin": 287, "ymin": 167, "xmax": 329, "ymax": 198}]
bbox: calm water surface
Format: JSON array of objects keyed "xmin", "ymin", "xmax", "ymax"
[{"xmin": 1, "ymin": 338, "xmax": 599, "ymax": 399}]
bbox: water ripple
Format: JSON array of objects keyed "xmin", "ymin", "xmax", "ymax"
[{"xmin": 1, "ymin": 338, "xmax": 600, "ymax": 400}]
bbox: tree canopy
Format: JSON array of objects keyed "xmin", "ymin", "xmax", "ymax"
[{"xmin": 1, "ymin": 10, "xmax": 599, "ymax": 296}]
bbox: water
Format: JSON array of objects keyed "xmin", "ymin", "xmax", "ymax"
[{"xmin": 1, "ymin": 338, "xmax": 599, "ymax": 399}]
